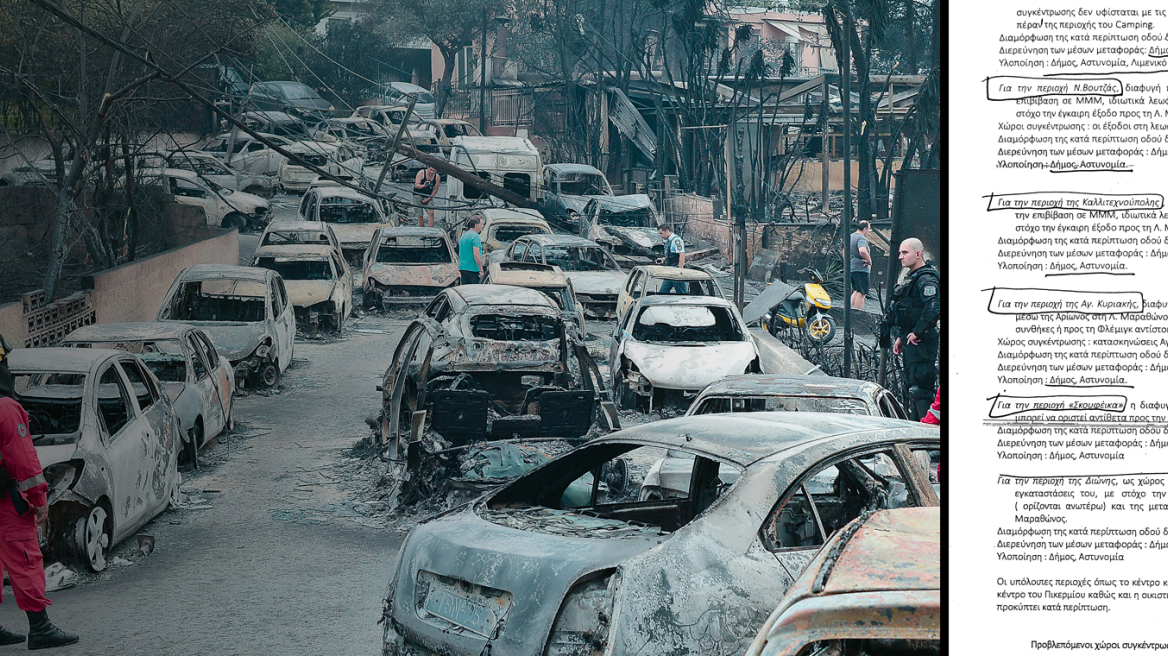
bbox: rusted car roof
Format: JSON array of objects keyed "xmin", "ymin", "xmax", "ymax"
[
  {"xmin": 521, "ymin": 233, "xmax": 600, "ymax": 248},
  {"xmin": 700, "ymin": 375, "xmax": 888, "ymax": 398},
  {"xmin": 478, "ymin": 208, "xmax": 545, "ymax": 223},
  {"xmin": 178, "ymin": 264, "xmax": 270, "ymax": 282},
  {"xmin": 378, "ymin": 226, "xmax": 448, "ymax": 239},
  {"xmin": 63, "ymin": 322, "xmax": 194, "ymax": 342},
  {"xmin": 7, "ymin": 347, "xmax": 126, "ymax": 373},
  {"xmin": 745, "ymin": 507, "xmax": 941, "ymax": 656},
  {"xmin": 486, "ymin": 262, "xmax": 566, "ymax": 287},
  {"xmin": 821, "ymin": 506, "xmax": 940, "ymax": 595},
  {"xmin": 591, "ymin": 412, "xmax": 936, "ymax": 467},
  {"xmin": 451, "ymin": 284, "xmax": 557, "ymax": 308},
  {"xmin": 265, "ymin": 220, "xmax": 331, "ymax": 232}
]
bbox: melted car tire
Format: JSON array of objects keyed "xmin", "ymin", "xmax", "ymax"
[
  {"xmin": 71, "ymin": 505, "xmax": 111, "ymax": 573},
  {"xmin": 223, "ymin": 213, "xmax": 248, "ymax": 232},
  {"xmin": 258, "ymin": 363, "xmax": 280, "ymax": 388}
]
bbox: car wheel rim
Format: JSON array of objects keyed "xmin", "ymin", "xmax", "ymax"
[
  {"xmin": 86, "ymin": 507, "xmax": 109, "ymax": 571},
  {"xmin": 809, "ymin": 318, "xmax": 829, "ymax": 339},
  {"xmin": 262, "ymin": 365, "xmax": 278, "ymax": 387}
]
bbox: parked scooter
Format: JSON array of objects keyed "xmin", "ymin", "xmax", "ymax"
[{"xmin": 766, "ymin": 268, "xmax": 836, "ymax": 343}]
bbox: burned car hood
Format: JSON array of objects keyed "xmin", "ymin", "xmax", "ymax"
[
  {"xmin": 329, "ymin": 223, "xmax": 383, "ymax": 245},
  {"xmin": 390, "ymin": 504, "xmax": 666, "ymax": 656},
  {"xmin": 366, "ymin": 262, "xmax": 459, "ymax": 287},
  {"xmin": 562, "ymin": 194, "xmax": 608, "ymax": 214},
  {"xmin": 284, "ymin": 280, "xmax": 339, "ymax": 307},
  {"xmin": 563, "ymin": 271, "xmax": 625, "ymax": 295},
  {"xmin": 623, "ymin": 341, "xmax": 758, "ymax": 390},
  {"xmin": 185, "ymin": 323, "xmax": 268, "ymax": 362}
]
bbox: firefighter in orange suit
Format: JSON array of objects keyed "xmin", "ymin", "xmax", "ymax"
[{"xmin": 0, "ymin": 334, "xmax": 79, "ymax": 649}]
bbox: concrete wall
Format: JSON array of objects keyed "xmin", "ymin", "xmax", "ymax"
[
  {"xmin": 685, "ymin": 213, "xmax": 769, "ymax": 264},
  {"xmin": 86, "ymin": 229, "xmax": 239, "ymax": 324}
]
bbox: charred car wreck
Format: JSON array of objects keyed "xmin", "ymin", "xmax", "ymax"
[
  {"xmin": 361, "ymin": 227, "xmax": 459, "ymax": 310},
  {"xmin": 381, "ymin": 412, "xmax": 941, "ymax": 656},
  {"xmin": 375, "ymin": 285, "xmax": 613, "ymax": 486},
  {"xmin": 378, "ymin": 285, "xmax": 610, "ymax": 444}
]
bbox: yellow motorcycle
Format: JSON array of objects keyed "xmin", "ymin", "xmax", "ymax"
[{"xmin": 766, "ymin": 268, "xmax": 836, "ymax": 343}]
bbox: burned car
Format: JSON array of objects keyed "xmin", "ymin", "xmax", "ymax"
[
  {"xmin": 251, "ymin": 243, "xmax": 352, "ymax": 334},
  {"xmin": 60, "ymin": 323, "xmax": 235, "ymax": 467},
  {"xmin": 610, "ymin": 295, "xmax": 760, "ymax": 411},
  {"xmin": 580, "ymin": 194, "xmax": 663, "ymax": 261},
  {"xmin": 377, "ymin": 285, "xmax": 607, "ymax": 448},
  {"xmin": 199, "ymin": 131, "xmax": 292, "ymax": 176},
  {"xmin": 482, "ymin": 261, "xmax": 584, "ymax": 331},
  {"xmin": 136, "ymin": 167, "xmax": 271, "ymax": 231},
  {"xmin": 615, "ymin": 264, "xmax": 725, "ymax": 324},
  {"xmin": 157, "ymin": 265, "xmax": 296, "ymax": 388},
  {"xmin": 298, "ymin": 185, "xmax": 393, "ymax": 261},
  {"xmin": 258, "ymin": 220, "xmax": 342, "ymax": 253},
  {"xmin": 541, "ymin": 163, "xmax": 614, "ymax": 226},
  {"xmin": 688, "ymin": 375, "xmax": 908, "ymax": 418},
  {"xmin": 453, "ymin": 208, "xmax": 551, "ymax": 261},
  {"xmin": 164, "ymin": 150, "xmax": 278, "ymax": 197},
  {"xmin": 744, "ymin": 507, "xmax": 940, "ymax": 656},
  {"xmin": 501, "ymin": 234, "xmax": 626, "ymax": 319},
  {"xmin": 278, "ymin": 140, "xmax": 363, "ymax": 192},
  {"xmin": 642, "ymin": 376, "xmax": 917, "ymax": 500},
  {"xmin": 7, "ymin": 348, "xmax": 181, "ymax": 572},
  {"xmin": 381, "ymin": 412, "xmax": 941, "ymax": 656},
  {"xmin": 361, "ymin": 227, "xmax": 459, "ymax": 309}
]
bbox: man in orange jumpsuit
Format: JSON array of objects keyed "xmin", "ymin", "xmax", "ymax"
[{"xmin": 0, "ymin": 334, "xmax": 79, "ymax": 649}]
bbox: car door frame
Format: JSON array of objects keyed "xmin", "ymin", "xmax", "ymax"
[
  {"xmin": 186, "ymin": 330, "xmax": 228, "ymax": 437},
  {"xmin": 270, "ymin": 274, "xmax": 296, "ymax": 371},
  {"xmin": 95, "ymin": 360, "xmax": 154, "ymax": 538}
]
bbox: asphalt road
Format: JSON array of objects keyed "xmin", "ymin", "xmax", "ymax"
[{"xmin": 0, "ymin": 317, "xmax": 411, "ymax": 656}]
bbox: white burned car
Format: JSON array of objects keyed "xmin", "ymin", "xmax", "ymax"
[
  {"xmin": 199, "ymin": 132, "xmax": 292, "ymax": 176},
  {"xmin": 137, "ymin": 168, "xmax": 271, "ymax": 231},
  {"xmin": 7, "ymin": 348, "xmax": 181, "ymax": 572},
  {"xmin": 258, "ymin": 220, "xmax": 342, "ymax": 253},
  {"xmin": 298, "ymin": 186, "xmax": 393, "ymax": 261},
  {"xmin": 609, "ymin": 295, "xmax": 760, "ymax": 411},
  {"xmin": 251, "ymin": 243, "xmax": 353, "ymax": 334},
  {"xmin": 163, "ymin": 150, "xmax": 279, "ymax": 197},
  {"xmin": 278, "ymin": 141, "xmax": 363, "ymax": 192},
  {"xmin": 382, "ymin": 413, "xmax": 941, "ymax": 656},
  {"xmin": 60, "ymin": 323, "xmax": 235, "ymax": 468},
  {"xmin": 157, "ymin": 265, "xmax": 296, "ymax": 388}
]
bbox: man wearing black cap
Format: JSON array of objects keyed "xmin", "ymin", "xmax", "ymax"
[{"xmin": 0, "ymin": 334, "xmax": 79, "ymax": 649}]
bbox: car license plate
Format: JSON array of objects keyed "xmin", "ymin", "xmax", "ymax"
[{"xmin": 417, "ymin": 571, "xmax": 512, "ymax": 638}]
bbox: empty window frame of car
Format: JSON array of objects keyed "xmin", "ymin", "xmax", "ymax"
[
  {"xmin": 318, "ymin": 197, "xmax": 379, "ymax": 224},
  {"xmin": 692, "ymin": 395, "xmax": 872, "ymax": 415},
  {"xmin": 161, "ymin": 279, "xmax": 268, "ymax": 323},
  {"xmin": 487, "ymin": 443, "xmax": 743, "ymax": 534},
  {"xmin": 631, "ymin": 305, "xmax": 745, "ymax": 343},
  {"xmin": 542, "ymin": 245, "xmax": 620, "ymax": 272},
  {"xmin": 761, "ymin": 444, "xmax": 940, "ymax": 551},
  {"xmin": 255, "ymin": 256, "xmax": 335, "ymax": 281},
  {"xmin": 376, "ymin": 236, "xmax": 452, "ymax": 264},
  {"xmin": 11, "ymin": 372, "xmax": 86, "ymax": 443}
]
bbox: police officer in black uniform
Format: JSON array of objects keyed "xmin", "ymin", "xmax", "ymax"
[{"xmin": 880, "ymin": 238, "xmax": 940, "ymax": 421}]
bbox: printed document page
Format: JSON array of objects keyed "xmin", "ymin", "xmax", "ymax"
[{"xmin": 953, "ymin": 1, "xmax": 1168, "ymax": 651}]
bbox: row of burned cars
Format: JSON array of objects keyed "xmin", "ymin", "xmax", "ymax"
[
  {"xmin": 374, "ymin": 292, "xmax": 942, "ymax": 656},
  {"xmin": 5, "ymin": 253, "xmax": 326, "ymax": 573},
  {"xmin": 360, "ymin": 228, "xmax": 941, "ymax": 653}
]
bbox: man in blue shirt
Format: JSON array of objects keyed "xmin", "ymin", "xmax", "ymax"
[
  {"xmin": 656, "ymin": 224, "xmax": 686, "ymax": 293},
  {"xmin": 458, "ymin": 216, "xmax": 485, "ymax": 284}
]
